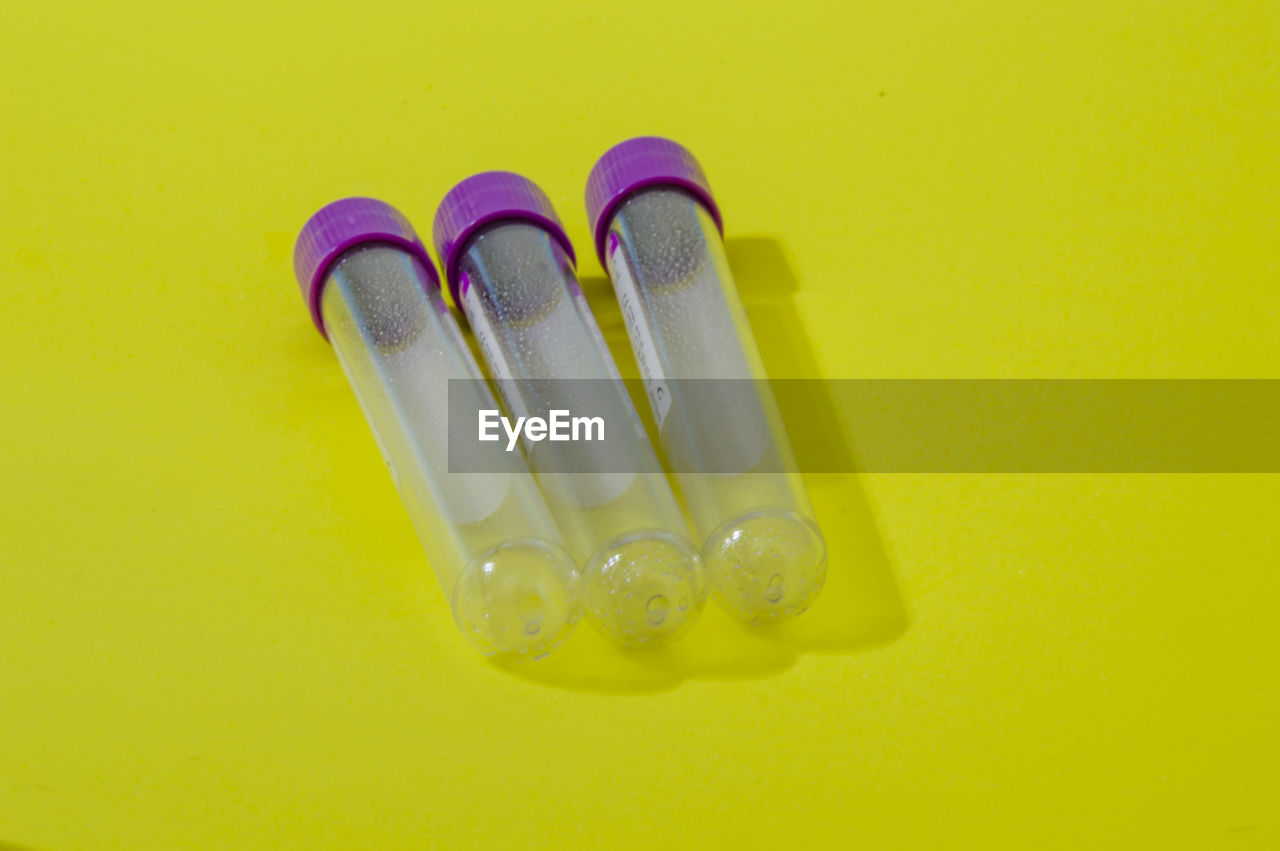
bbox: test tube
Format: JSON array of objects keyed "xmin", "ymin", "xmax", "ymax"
[
  {"xmin": 585, "ymin": 138, "xmax": 827, "ymax": 624},
  {"xmin": 433, "ymin": 173, "xmax": 705, "ymax": 646},
  {"xmin": 293, "ymin": 198, "xmax": 580, "ymax": 658}
]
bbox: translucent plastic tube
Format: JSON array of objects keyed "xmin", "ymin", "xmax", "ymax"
[
  {"xmin": 586, "ymin": 138, "xmax": 827, "ymax": 623},
  {"xmin": 293, "ymin": 198, "xmax": 580, "ymax": 658},
  {"xmin": 433, "ymin": 173, "xmax": 704, "ymax": 646}
]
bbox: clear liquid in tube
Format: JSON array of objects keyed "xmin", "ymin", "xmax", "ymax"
[
  {"xmin": 325, "ymin": 246, "xmax": 580, "ymax": 657},
  {"xmin": 613, "ymin": 191, "xmax": 827, "ymax": 622}
]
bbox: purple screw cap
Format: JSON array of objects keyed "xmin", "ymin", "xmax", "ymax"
[
  {"xmin": 293, "ymin": 197, "xmax": 439, "ymax": 339},
  {"xmin": 432, "ymin": 171, "xmax": 577, "ymax": 306},
  {"xmin": 584, "ymin": 137, "xmax": 724, "ymax": 267}
]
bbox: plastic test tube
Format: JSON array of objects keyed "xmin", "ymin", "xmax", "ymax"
[
  {"xmin": 433, "ymin": 173, "xmax": 705, "ymax": 646},
  {"xmin": 293, "ymin": 198, "xmax": 580, "ymax": 658},
  {"xmin": 585, "ymin": 138, "xmax": 827, "ymax": 623}
]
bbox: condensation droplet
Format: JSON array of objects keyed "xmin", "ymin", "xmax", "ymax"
[
  {"xmin": 765, "ymin": 574, "xmax": 784, "ymax": 603},
  {"xmin": 646, "ymin": 595, "xmax": 670, "ymax": 626}
]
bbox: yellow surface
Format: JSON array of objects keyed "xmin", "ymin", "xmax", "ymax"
[{"xmin": 2, "ymin": 1, "xmax": 1278, "ymax": 847}]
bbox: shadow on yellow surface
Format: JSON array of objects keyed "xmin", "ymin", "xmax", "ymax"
[
  {"xmin": 731, "ymin": 236, "xmax": 859, "ymax": 474},
  {"xmin": 497, "ymin": 237, "xmax": 909, "ymax": 693},
  {"xmin": 0, "ymin": 840, "xmax": 39, "ymax": 851}
]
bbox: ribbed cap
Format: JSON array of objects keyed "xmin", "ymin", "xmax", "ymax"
[
  {"xmin": 432, "ymin": 171, "xmax": 576, "ymax": 306},
  {"xmin": 584, "ymin": 137, "xmax": 722, "ymax": 266},
  {"xmin": 293, "ymin": 197, "xmax": 438, "ymax": 339}
]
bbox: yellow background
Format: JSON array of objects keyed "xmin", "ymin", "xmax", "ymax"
[{"xmin": 2, "ymin": 0, "xmax": 1278, "ymax": 847}]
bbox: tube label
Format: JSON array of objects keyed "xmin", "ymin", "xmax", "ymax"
[{"xmin": 608, "ymin": 233, "xmax": 672, "ymax": 429}]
